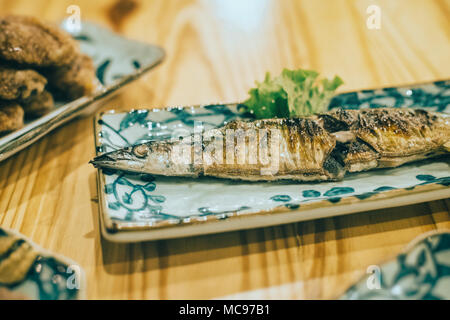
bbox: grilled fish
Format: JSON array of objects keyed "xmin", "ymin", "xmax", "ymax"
[
  {"xmin": 322, "ymin": 108, "xmax": 450, "ymax": 171},
  {"xmin": 90, "ymin": 108, "xmax": 450, "ymax": 182}
]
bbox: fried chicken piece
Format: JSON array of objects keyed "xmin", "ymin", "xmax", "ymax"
[
  {"xmin": 0, "ymin": 101, "xmax": 24, "ymax": 133},
  {"xmin": 0, "ymin": 65, "xmax": 47, "ymax": 101},
  {"xmin": 21, "ymin": 90, "xmax": 54, "ymax": 117},
  {"xmin": 0, "ymin": 288, "xmax": 29, "ymax": 300},
  {"xmin": 0, "ymin": 15, "xmax": 79, "ymax": 67},
  {"xmin": 45, "ymin": 53, "xmax": 97, "ymax": 100}
]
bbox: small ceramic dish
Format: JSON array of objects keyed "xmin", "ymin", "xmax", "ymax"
[
  {"xmin": 94, "ymin": 80, "xmax": 450, "ymax": 242},
  {"xmin": 0, "ymin": 20, "xmax": 165, "ymax": 162},
  {"xmin": 0, "ymin": 227, "xmax": 85, "ymax": 300},
  {"xmin": 341, "ymin": 230, "xmax": 450, "ymax": 300},
  {"xmin": 216, "ymin": 230, "xmax": 450, "ymax": 299}
]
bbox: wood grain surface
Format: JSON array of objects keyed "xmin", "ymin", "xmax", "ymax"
[{"xmin": 0, "ymin": 0, "xmax": 449, "ymax": 299}]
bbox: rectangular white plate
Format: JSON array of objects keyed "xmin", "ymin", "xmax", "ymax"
[
  {"xmin": 94, "ymin": 80, "xmax": 450, "ymax": 242},
  {"xmin": 0, "ymin": 20, "xmax": 164, "ymax": 162}
]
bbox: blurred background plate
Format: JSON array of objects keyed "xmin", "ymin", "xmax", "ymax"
[
  {"xmin": 341, "ymin": 230, "xmax": 450, "ymax": 300},
  {"xmin": 0, "ymin": 227, "xmax": 85, "ymax": 300},
  {"xmin": 0, "ymin": 20, "xmax": 165, "ymax": 162}
]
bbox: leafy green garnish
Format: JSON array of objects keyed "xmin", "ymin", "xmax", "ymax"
[{"xmin": 242, "ymin": 69, "xmax": 343, "ymax": 119}]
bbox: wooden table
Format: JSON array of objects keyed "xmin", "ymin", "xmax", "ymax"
[{"xmin": 0, "ymin": 0, "xmax": 449, "ymax": 299}]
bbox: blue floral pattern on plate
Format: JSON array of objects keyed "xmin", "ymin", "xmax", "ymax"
[
  {"xmin": 341, "ymin": 231, "xmax": 450, "ymax": 300},
  {"xmin": 0, "ymin": 228, "xmax": 84, "ymax": 300},
  {"xmin": 64, "ymin": 20, "xmax": 165, "ymax": 87},
  {"xmin": 94, "ymin": 81, "xmax": 450, "ymax": 235}
]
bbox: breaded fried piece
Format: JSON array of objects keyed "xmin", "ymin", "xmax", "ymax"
[
  {"xmin": 45, "ymin": 53, "xmax": 97, "ymax": 100},
  {"xmin": 0, "ymin": 15, "xmax": 79, "ymax": 67},
  {"xmin": 0, "ymin": 288, "xmax": 29, "ymax": 300},
  {"xmin": 22, "ymin": 90, "xmax": 54, "ymax": 117},
  {"xmin": 0, "ymin": 65, "xmax": 47, "ymax": 101},
  {"xmin": 0, "ymin": 102, "xmax": 24, "ymax": 133}
]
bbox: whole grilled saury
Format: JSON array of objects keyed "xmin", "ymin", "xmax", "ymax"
[{"xmin": 90, "ymin": 108, "xmax": 450, "ymax": 182}]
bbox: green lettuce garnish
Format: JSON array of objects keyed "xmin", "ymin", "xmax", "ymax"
[{"xmin": 242, "ymin": 69, "xmax": 343, "ymax": 119}]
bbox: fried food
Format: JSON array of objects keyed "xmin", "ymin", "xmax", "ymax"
[
  {"xmin": 0, "ymin": 65, "xmax": 47, "ymax": 101},
  {"xmin": 0, "ymin": 230, "xmax": 38, "ymax": 285},
  {"xmin": 0, "ymin": 229, "xmax": 38, "ymax": 295},
  {"xmin": 45, "ymin": 53, "xmax": 97, "ymax": 100},
  {"xmin": 0, "ymin": 102, "xmax": 24, "ymax": 133},
  {"xmin": 0, "ymin": 288, "xmax": 29, "ymax": 300},
  {"xmin": 0, "ymin": 15, "xmax": 79, "ymax": 67},
  {"xmin": 21, "ymin": 90, "xmax": 54, "ymax": 117},
  {"xmin": 0, "ymin": 14, "xmax": 98, "ymax": 137}
]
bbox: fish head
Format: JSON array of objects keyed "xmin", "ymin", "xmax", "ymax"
[{"xmin": 90, "ymin": 144, "xmax": 150, "ymax": 172}]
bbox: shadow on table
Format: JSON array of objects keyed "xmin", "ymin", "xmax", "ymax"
[
  {"xmin": 87, "ymin": 171, "xmax": 448, "ymax": 275},
  {"xmin": 0, "ymin": 115, "xmax": 94, "ymax": 200}
]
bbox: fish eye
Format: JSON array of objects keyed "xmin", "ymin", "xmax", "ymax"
[{"xmin": 132, "ymin": 144, "xmax": 149, "ymax": 158}]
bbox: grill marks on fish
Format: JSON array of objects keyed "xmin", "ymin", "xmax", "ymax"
[
  {"xmin": 198, "ymin": 117, "xmax": 343, "ymax": 181},
  {"xmin": 322, "ymin": 108, "xmax": 450, "ymax": 172},
  {"xmin": 278, "ymin": 118, "xmax": 339, "ymax": 178},
  {"xmin": 91, "ymin": 108, "xmax": 450, "ymax": 182},
  {"xmin": 356, "ymin": 109, "xmax": 438, "ymax": 157}
]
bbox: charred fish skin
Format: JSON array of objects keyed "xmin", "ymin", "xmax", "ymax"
[
  {"xmin": 320, "ymin": 108, "xmax": 450, "ymax": 172},
  {"xmin": 331, "ymin": 141, "xmax": 379, "ymax": 173},
  {"xmin": 200, "ymin": 117, "xmax": 344, "ymax": 181},
  {"xmin": 90, "ymin": 108, "xmax": 449, "ymax": 181}
]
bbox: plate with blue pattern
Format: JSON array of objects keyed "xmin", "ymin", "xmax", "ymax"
[
  {"xmin": 0, "ymin": 19, "xmax": 164, "ymax": 162},
  {"xmin": 94, "ymin": 80, "xmax": 450, "ymax": 242},
  {"xmin": 341, "ymin": 230, "xmax": 450, "ymax": 300},
  {"xmin": 0, "ymin": 227, "xmax": 85, "ymax": 300}
]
